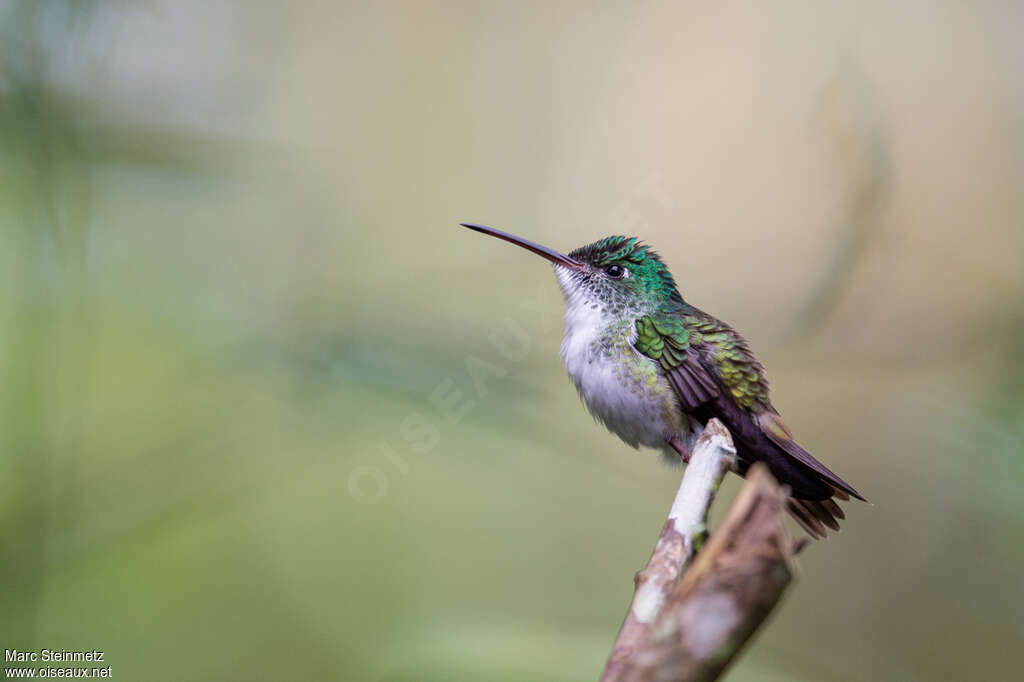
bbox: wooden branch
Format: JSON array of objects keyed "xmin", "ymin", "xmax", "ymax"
[
  {"xmin": 601, "ymin": 420, "xmax": 798, "ymax": 682},
  {"xmin": 601, "ymin": 419, "xmax": 736, "ymax": 682}
]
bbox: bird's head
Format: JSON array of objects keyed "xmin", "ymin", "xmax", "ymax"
[{"xmin": 462, "ymin": 224, "xmax": 683, "ymax": 315}]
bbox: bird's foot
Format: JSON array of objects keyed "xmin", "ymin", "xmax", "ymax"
[{"xmin": 666, "ymin": 437, "xmax": 691, "ymax": 463}]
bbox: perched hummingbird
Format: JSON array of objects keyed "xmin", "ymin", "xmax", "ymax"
[{"xmin": 462, "ymin": 223, "xmax": 865, "ymax": 537}]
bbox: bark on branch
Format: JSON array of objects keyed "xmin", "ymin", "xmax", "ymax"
[{"xmin": 601, "ymin": 419, "xmax": 798, "ymax": 682}]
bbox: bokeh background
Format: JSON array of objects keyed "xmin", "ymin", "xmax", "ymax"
[{"xmin": 2, "ymin": 2, "xmax": 1021, "ymax": 680}]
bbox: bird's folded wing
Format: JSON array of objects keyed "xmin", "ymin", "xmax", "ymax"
[
  {"xmin": 634, "ymin": 312, "xmax": 865, "ymax": 498},
  {"xmin": 634, "ymin": 315, "xmax": 720, "ymax": 412}
]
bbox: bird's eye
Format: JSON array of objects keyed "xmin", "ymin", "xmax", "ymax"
[{"xmin": 604, "ymin": 264, "xmax": 626, "ymax": 279}]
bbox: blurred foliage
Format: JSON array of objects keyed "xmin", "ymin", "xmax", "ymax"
[{"xmin": 1, "ymin": 2, "xmax": 1022, "ymax": 681}]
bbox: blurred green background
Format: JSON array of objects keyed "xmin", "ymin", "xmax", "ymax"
[{"xmin": 1, "ymin": 2, "xmax": 1021, "ymax": 680}]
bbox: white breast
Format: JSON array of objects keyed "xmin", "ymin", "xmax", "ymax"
[{"xmin": 556, "ymin": 275, "xmax": 693, "ymax": 452}]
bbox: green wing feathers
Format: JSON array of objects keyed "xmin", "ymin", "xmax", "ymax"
[
  {"xmin": 635, "ymin": 312, "xmax": 768, "ymax": 412},
  {"xmin": 635, "ymin": 315, "xmax": 719, "ymax": 411},
  {"xmin": 686, "ymin": 316, "xmax": 770, "ymax": 410},
  {"xmin": 634, "ymin": 316, "xmax": 686, "ymax": 364}
]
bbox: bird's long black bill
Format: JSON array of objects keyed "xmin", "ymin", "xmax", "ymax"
[{"xmin": 461, "ymin": 223, "xmax": 583, "ymax": 269}]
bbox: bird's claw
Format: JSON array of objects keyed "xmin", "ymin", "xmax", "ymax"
[{"xmin": 667, "ymin": 437, "xmax": 691, "ymax": 463}]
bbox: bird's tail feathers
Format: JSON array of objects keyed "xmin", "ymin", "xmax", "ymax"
[{"xmin": 787, "ymin": 495, "xmax": 848, "ymax": 539}]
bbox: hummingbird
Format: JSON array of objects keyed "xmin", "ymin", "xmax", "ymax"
[{"xmin": 461, "ymin": 223, "xmax": 865, "ymax": 537}]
